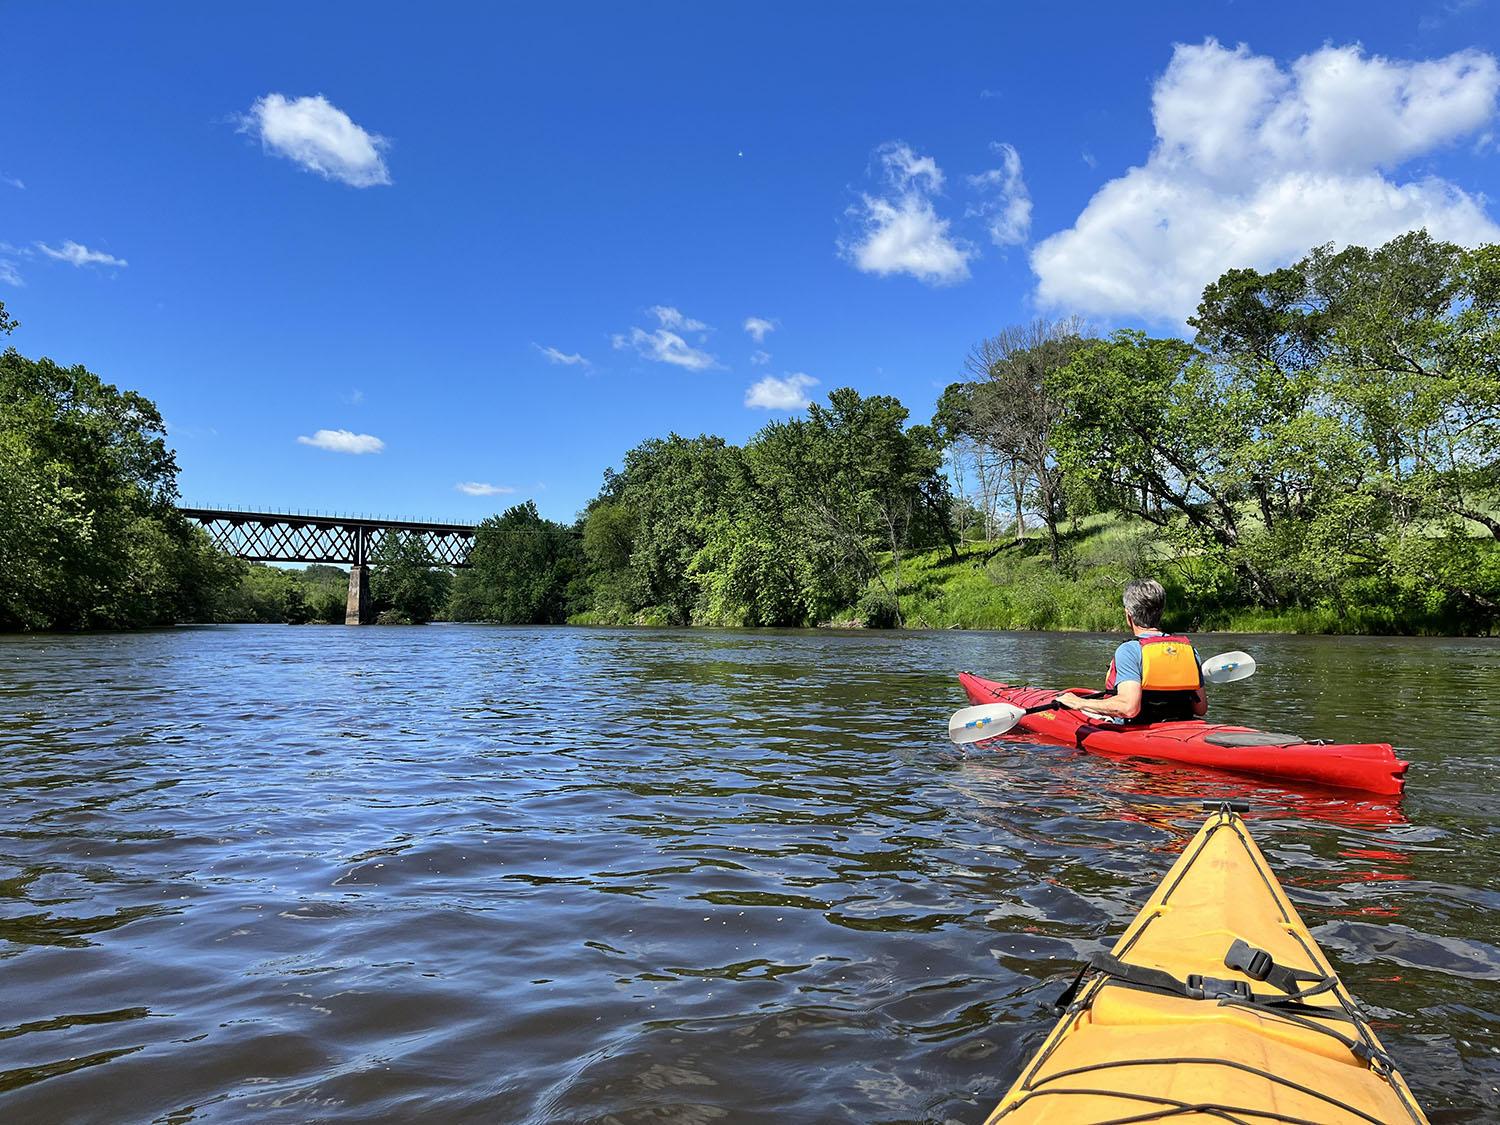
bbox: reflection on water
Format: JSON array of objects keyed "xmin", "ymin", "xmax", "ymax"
[{"xmin": 0, "ymin": 625, "xmax": 1496, "ymax": 1122}]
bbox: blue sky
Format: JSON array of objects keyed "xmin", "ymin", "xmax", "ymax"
[{"xmin": 4, "ymin": 1, "xmax": 1498, "ymax": 525}]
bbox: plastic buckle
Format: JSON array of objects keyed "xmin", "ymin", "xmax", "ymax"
[
  {"xmin": 1186, "ymin": 974, "xmax": 1252, "ymax": 1001},
  {"xmin": 1225, "ymin": 938, "xmax": 1274, "ymax": 981}
]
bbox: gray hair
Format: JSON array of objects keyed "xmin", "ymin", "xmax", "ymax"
[{"xmin": 1123, "ymin": 578, "xmax": 1166, "ymax": 628}]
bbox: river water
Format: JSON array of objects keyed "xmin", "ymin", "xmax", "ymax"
[{"xmin": 1, "ymin": 625, "xmax": 1497, "ymax": 1123}]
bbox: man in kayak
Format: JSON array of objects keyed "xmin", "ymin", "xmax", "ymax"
[{"xmin": 1056, "ymin": 578, "xmax": 1206, "ymax": 723}]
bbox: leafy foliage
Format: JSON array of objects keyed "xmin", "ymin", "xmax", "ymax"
[
  {"xmin": 0, "ymin": 344, "xmax": 238, "ymax": 630},
  {"xmin": 210, "ymin": 562, "xmax": 351, "ymax": 624},
  {"xmin": 566, "ymin": 389, "xmax": 954, "ymax": 627},
  {"xmin": 1032, "ymin": 232, "xmax": 1499, "ymax": 629},
  {"xmin": 449, "ymin": 501, "xmax": 583, "ymax": 624},
  {"xmin": 945, "ymin": 317, "xmax": 1090, "ymax": 561},
  {"xmin": 370, "ymin": 532, "xmax": 450, "ymax": 624}
]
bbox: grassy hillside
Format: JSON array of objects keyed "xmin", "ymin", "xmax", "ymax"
[
  {"xmin": 858, "ymin": 516, "xmax": 1492, "ymax": 635},
  {"xmin": 861, "ymin": 517, "xmax": 1147, "ymax": 632}
]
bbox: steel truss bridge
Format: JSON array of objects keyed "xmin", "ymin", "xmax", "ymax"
[
  {"xmin": 179, "ymin": 508, "xmax": 477, "ymax": 623},
  {"xmin": 179, "ymin": 508, "xmax": 476, "ymax": 568}
]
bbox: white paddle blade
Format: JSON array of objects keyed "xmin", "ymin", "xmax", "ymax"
[
  {"xmin": 947, "ymin": 702, "xmax": 1025, "ymax": 745},
  {"xmin": 1202, "ymin": 650, "xmax": 1257, "ymax": 684}
]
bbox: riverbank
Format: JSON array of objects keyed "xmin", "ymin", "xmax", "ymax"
[{"xmin": 862, "ymin": 516, "xmax": 1494, "ymax": 636}]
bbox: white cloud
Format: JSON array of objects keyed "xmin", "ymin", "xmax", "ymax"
[
  {"xmin": 746, "ymin": 372, "xmax": 819, "ymax": 410},
  {"xmin": 534, "ymin": 343, "xmax": 590, "ymax": 366},
  {"xmin": 297, "ymin": 429, "xmax": 385, "ymax": 454},
  {"xmin": 1420, "ymin": 0, "xmax": 1488, "ymax": 34},
  {"xmin": 0, "ymin": 243, "xmax": 29, "ymax": 286},
  {"xmin": 613, "ymin": 327, "xmax": 719, "ymax": 370},
  {"xmin": 968, "ymin": 142, "xmax": 1032, "ymax": 246},
  {"xmin": 749, "ymin": 349, "xmax": 772, "ymax": 366},
  {"xmin": 1033, "ymin": 40, "xmax": 1500, "ymax": 323},
  {"xmin": 239, "ymin": 94, "xmax": 391, "ymax": 187},
  {"xmin": 1, "ymin": 173, "xmax": 22, "ymax": 190},
  {"xmin": 650, "ymin": 305, "xmax": 708, "ymax": 332},
  {"xmin": 743, "ymin": 316, "xmax": 776, "ymax": 342},
  {"xmin": 843, "ymin": 142, "xmax": 972, "ymax": 285},
  {"xmin": 37, "ymin": 240, "xmax": 127, "ymax": 268},
  {"xmin": 456, "ymin": 482, "xmax": 515, "ymax": 495},
  {"xmin": 613, "ymin": 308, "xmax": 719, "ymax": 370}
]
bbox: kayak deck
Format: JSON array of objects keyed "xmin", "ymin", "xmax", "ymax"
[
  {"xmin": 987, "ymin": 808, "xmax": 1428, "ymax": 1123},
  {"xmin": 959, "ymin": 673, "xmax": 1409, "ymax": 796}
]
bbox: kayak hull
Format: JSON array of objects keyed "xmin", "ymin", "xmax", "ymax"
[
  {"xmin": 959, "ymin": 672, "xmax": 1408, "ymax": 796},
  {"xmin": 986, "ymin": 809, "xmax": 1429, "ymax": 1123}
]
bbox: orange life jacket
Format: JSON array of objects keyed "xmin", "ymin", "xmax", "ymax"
[
  {"xmin": 1108, "ymin": 634, "xmax": 1202, "ymax": 722},
  {"xmin": 1139, "ymin": 634, "xmax": 1201, "ymax": 691}
]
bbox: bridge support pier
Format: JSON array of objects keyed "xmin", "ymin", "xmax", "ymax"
[{"xmin": 345, "ymin": 565, "xmax": 372, "ymax": 625}]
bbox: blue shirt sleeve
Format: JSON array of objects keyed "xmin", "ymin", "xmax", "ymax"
[{"xmin": 1112, "ymin": 639, "xmax": 1143, "ymax": 685}]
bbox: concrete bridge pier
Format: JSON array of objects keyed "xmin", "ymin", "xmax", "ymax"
[{"xmin": 345, "ymin": 564, "xmax": 372, "ymax": 625}]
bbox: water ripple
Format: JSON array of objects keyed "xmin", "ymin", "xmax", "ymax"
[{"xmin": 0, "ymin": 625, "xmax": 1495, "ymax": 1122}]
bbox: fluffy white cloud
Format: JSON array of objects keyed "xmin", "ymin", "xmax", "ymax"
[
  {"xmin": 743, "ymin": 316, "xmax": 776, "ymax": 342},
  {"xmin": 749, "ymin": 349, "xmax": 771, "ymax": 366},
  {"xmin": 1033, "ymin": 40, "xmax": 1500, "ymax": 323},
  {"xmin": 746, "ymin": 372, "xmax": 818, "ymax": 410},
  {"xmin": 37, "ymin": 240, "xmax": 127, "ymax": 268},
  {"xmin": 455, "ymin": 482, "xmax": 515, "ymax": 496},
  {"xmin": 239, "ymin": 94, "xmax": 391, "ymax": 187},
  {"xmin": 535, "ymin": 343, "xmax": 589, "ymax": 366},
  {"xmin": 843, "ymin": 142, "xmax": 972, "ymax": 285},
  {"xmin": 613, "ymin": 307, "xmax": 719, "ymax": 370},
  {"xmin": 297, "ymin": 429, "xmax": 385, "ymax": 454},
  {"xmin": 0, "ymin": 260, "xmax": 22, "ymax": 287},
  {"xmin": 968, "ymin": 142, "xmax": 1032, "ymax": 246}
]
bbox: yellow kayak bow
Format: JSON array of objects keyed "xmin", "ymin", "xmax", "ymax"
[{"xmin": 987, "ymin": 807, "xmax": 1429, "ymax": 1124}]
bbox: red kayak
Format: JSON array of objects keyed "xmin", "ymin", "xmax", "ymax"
[{"xmin": 959, "ymin": 673, "xmax": 1409, "ymax": 796}]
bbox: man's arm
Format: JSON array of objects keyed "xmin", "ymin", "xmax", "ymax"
[{"xmin": 1057, "ymin": 681, "xmax": 1141, "ymax": 718}]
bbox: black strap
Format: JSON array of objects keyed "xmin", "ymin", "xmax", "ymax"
[
  {"xmin": 1057, "ymin": 947, "xmax": 1337, "ymax": 1014},
  {"xmin": 1050, "ymin": 954, "xmax": 1398, "ymax": 1080},
  {"xmin": 1223, "ymin": 938, "xmax": 1337, "ymax": 1002},
  {"xmin": 1088, "ymin": 952, "xmax": 1254, "ymax": 1000}
]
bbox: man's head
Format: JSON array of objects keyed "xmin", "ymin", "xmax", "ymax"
[{"xmin": 1122, "ymin": 578, "xmax": 1166, "ymax": 628}]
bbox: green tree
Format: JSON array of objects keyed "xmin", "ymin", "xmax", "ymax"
[
  {"xmin": 579, "ymin": 498, "xmax": 642, "ymax": 621},
  {"xmin": 688, "ymin": 452, "xmax": 812, "ymax": 626},
  {"xmin": 0, "ymin": 430, "xmax": 91, "ymax": 629},
  {"xmin": 1190, "ymin": 231, "xmax": 1499, "ymax": 619},
  {"xmin": 587, "ymin": 435, "xmax": 743, "ymax": 624},
  {"xmin": 750, "ymin": 388, "xmax": 953, "ymax": 624},
  {"xmin": 951, "ymin": 318, "xmax": 1091, "ymax": 562},
  {"xmin": 370, "ymin": 532, "xmax": 449, "ymax": 623},
  {"xmin": 0, "ymin": 346, "xmax": 237, "ymax": 629},
  {"xmin": 448, "ymin": 501, "xmax": 582, "ymax": 624}
]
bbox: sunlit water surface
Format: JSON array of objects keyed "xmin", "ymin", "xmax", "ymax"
[{"xmin": 1, "ymin": 625, "xmax": 1497, "ymax": 1123}]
